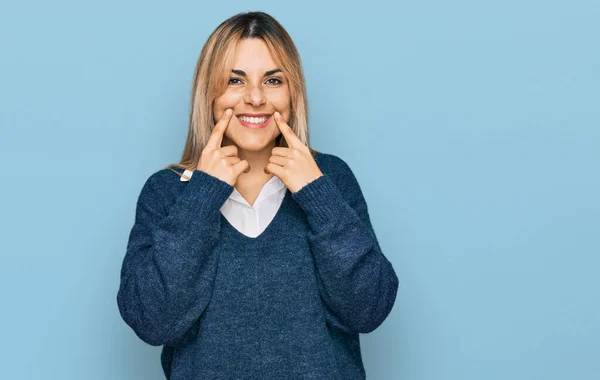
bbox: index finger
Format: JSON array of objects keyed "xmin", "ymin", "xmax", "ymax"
[
  {"xmin": 206, "ymin": 109, "xmax": 233, "ymax": 150},
  {"xmin": 273, "ymin": 111, "xmax": 302, "ymax": 148}
]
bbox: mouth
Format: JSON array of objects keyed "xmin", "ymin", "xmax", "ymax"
[{"xmin": 236, "ymin": 114, "xmax": 271, "ymax": 129}]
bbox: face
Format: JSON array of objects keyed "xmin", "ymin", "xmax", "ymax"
[{"xmin": 213, "ymin": 38, "xmax": 291, "ymax": 152}]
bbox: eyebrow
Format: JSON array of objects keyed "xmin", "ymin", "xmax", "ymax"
[{"xmin": 231, "ymin": 68, "xmax": 282, "ymax": 77}]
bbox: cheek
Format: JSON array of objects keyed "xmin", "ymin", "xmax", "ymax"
[
  {"xmin": 267, "ymin": 92, "xmax": 291, "ymax": 114},
  {"xmin": 223, "ymin": 125, "xmax": 235, "ymax": 140},
  {"xmin": 214, "ymin": 93, "xmax": 243, "ymax": 116}
]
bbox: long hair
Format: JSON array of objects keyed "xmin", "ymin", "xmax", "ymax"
[{"xmin": 166, "ymin": 11, "xmax": 319, "ymax": 176}]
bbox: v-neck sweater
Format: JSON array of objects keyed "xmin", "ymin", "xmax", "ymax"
[
  {"xmin": 180, "ymin": 168, "xmax": 288, "ymax": 238},
  {"xmin": 117, "ymin": 152, "xmax": 399, "ymax": 380}
]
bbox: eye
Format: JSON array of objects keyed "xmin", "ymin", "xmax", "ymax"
[
  {"xmin": 229, "ymin": 77, "xmax": 243, "ymax": 85},
  {"xmin": 266, "ymin": 77, "xmax": 282, "ymax": 85}
]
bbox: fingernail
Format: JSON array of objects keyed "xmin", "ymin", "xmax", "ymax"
[
  {"xmin": 225, "ymin": 109, "xmax": 232, "ymax": 115},
  {"xmin": 274, "ymin": 112, "xmax": 280, "ymax": 120}
]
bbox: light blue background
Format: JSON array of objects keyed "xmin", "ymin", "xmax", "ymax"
[{"xmin": 1, "ymin": 1, "xmax": 598, "ymax": 379}]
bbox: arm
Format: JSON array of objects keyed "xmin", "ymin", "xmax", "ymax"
[
  {"xmin": 291, "ymin": 158, "xmax": 399, "ymax": 334},
  {"xmin": 116, "ymin": 169, "xmax": 233, "ymax": 346}
]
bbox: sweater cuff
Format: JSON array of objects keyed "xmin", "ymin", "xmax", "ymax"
[
  {"xmin": 178, "ymin": 169, "xmax": 234, "ymax": 217},
  {"xmin": 292, "ymin": 174, "xmax": 347, "ymax": 227}
]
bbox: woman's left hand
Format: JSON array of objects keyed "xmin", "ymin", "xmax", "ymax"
[{"xmin": 265, "ymin": 111, "xmax": 324, "ymax": 193}]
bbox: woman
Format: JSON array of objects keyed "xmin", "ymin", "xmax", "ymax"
[{"xmin": 117, "ymin": 11, "xmax": 398, "ymax": 380}]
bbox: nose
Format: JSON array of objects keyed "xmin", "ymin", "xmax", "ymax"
[{"xmin": 244, "ymin": 83, "xmax": 266, "ymax": 107}]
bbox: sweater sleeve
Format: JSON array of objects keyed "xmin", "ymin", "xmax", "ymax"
[
  {"xmin": 117, "ymin": 169, "xmax": 233, "ymax": 346},
  {"xmin": 291, "ymin": 158, "xmax": 399, "ymax": 334}
]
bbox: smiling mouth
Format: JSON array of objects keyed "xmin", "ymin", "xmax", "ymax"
[{"xmin": 237, "ymin": 115, "xmax": 271, "ymax": 129}]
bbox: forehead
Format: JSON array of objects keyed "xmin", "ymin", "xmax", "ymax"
[{"xmin": 232, "ymin": 38, "xmax": 277, "ymax": 70}]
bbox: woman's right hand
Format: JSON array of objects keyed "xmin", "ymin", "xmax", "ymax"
[{"xmin": 196, "ymin": 108, "xmax": 250, "ymax": 186}]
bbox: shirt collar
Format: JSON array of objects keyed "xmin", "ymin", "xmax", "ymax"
[{"xmin": 180, "ymin": 169, "xmax": 286, "ymax": 206}]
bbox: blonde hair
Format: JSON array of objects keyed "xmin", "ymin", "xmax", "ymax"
[{"xmin": 166, "ymin": 11, "xmax": 319, "ymax": 177}]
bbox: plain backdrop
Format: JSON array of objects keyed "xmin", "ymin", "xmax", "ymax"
[{"xmin": 1, "ymin": 1, "xmax": 598, "ymax": 379}]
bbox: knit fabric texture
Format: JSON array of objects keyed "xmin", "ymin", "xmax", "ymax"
[{"xmin": 117, "ymin": 152, "xmax": 399, "ymax": 379}]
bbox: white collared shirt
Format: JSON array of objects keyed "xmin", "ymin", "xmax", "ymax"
[{"xmin": 181, "ymin": 169, "xmax": 287, "ymax": 238}]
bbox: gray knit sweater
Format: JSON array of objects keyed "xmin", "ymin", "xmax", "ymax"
[{"xmin": 117, "ymin": 152, "xmax": 399, "ymax": 379}]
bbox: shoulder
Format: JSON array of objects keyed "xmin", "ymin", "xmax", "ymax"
[
  {"xmin": 136, "ymin": 166, "xmax": 187, "ymax": 205},
  {"xmin": 313, "ymin": 151, "xmax": 367, "ymax": 206},
  {"xmin": 314, "ymin": 151, "xmax": 359, "ymax": 187},
  {"xmin": 314, "ymin": 151, "xmax": 354, "ymax": 177},
  {"xmin": 146, "ymin": 166, "xmax": 185, "ymax": 184}
]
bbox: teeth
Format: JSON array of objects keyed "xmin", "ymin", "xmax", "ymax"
[{"xmin": 239, "ymin": 115, "xmax": 268, "ymax": 124}]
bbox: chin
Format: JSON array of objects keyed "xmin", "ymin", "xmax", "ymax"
[
  {"xmin": 228, "ymin": 136, "xmax": 275, "ymax": 152},
  {"xmin": 225, "ymin": 127, "xmax": 278, "ymax": 152},
  {"xmin": 238, "ymin": 141, "xmax": 274, "ymax": 152}
]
